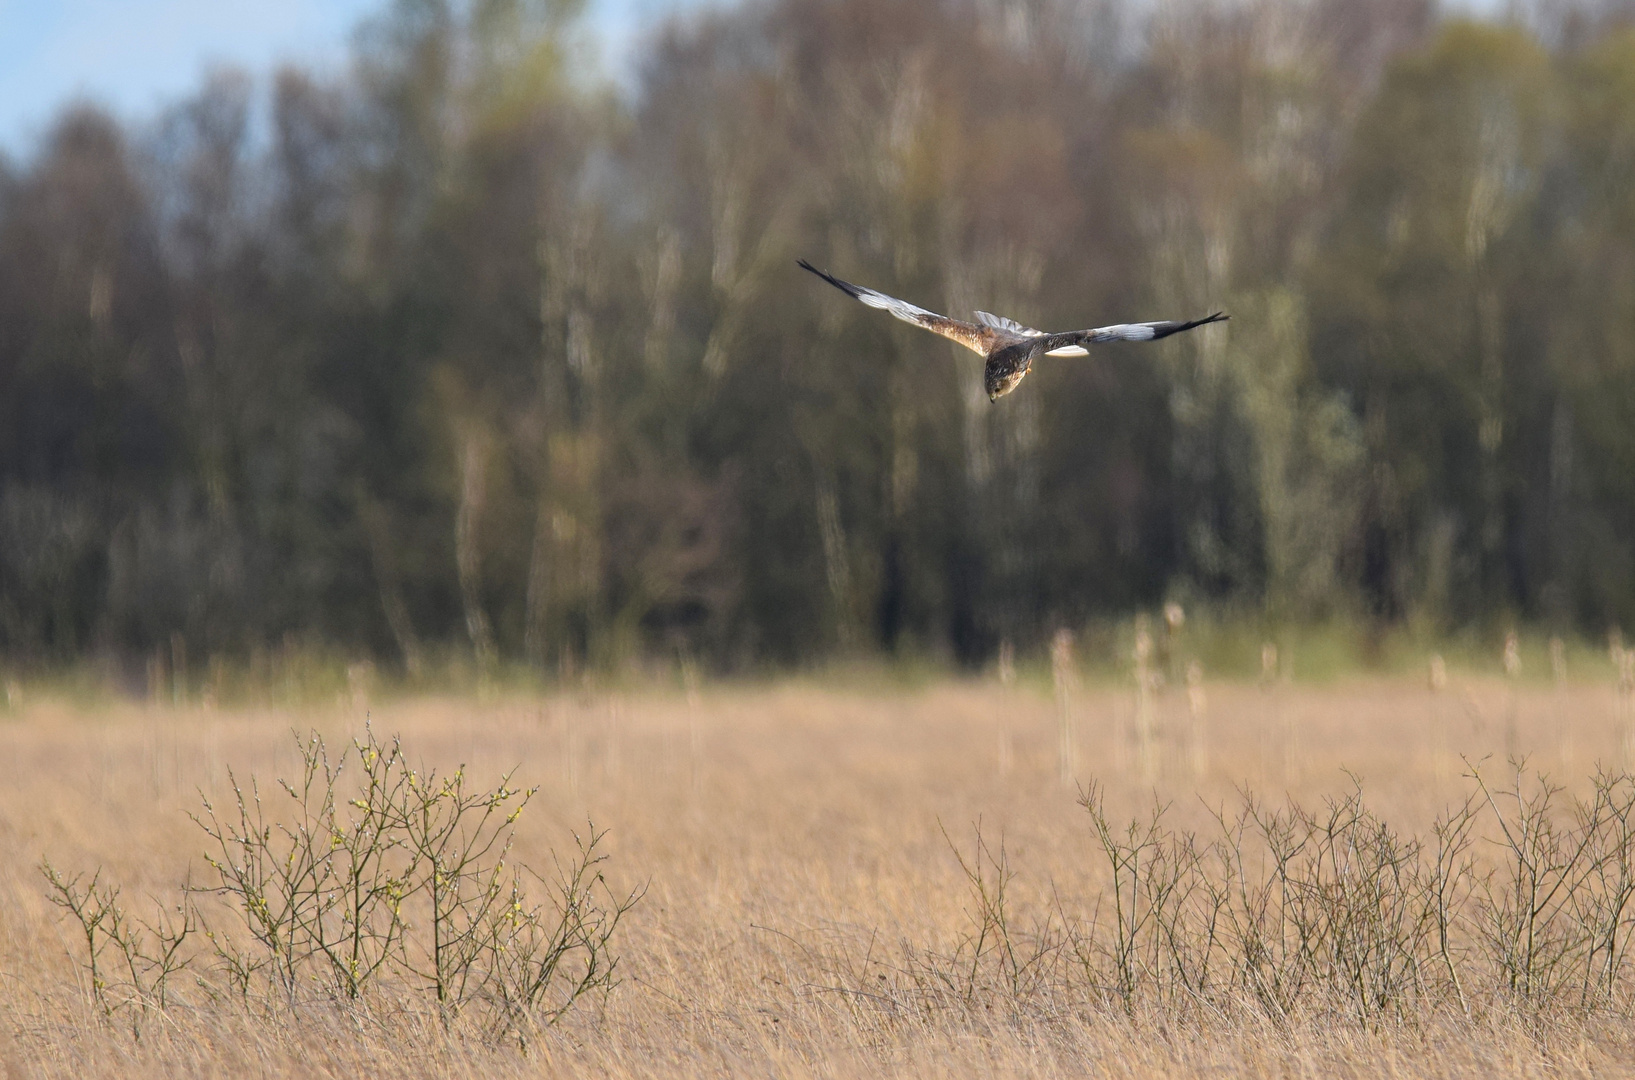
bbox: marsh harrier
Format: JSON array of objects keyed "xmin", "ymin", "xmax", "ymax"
[{"xmin": 799, "ymin": 259, "xmax": 1228, "ymax": 400}]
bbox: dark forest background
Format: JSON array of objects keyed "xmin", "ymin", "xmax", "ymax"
[{"xmin": 6, "ymin": 0, "xmax": 1635, "ymax": 680}]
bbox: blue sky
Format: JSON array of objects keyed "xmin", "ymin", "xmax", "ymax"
[
  {"xmin": 0, "ymin": 0, "xmax": 702, "ymax": 160},
  {"xmin": 0, "ymin": 0, "xmax": 1506, "ymax": 163}
]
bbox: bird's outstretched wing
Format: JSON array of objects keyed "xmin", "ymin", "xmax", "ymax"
[
  {"xmin": 799, "ymin": 259, "xmax": 997, "ymax": 356},
  {"xmin": 1039, "ymin": 312, "xmax": 1229, "ymax": 357}
]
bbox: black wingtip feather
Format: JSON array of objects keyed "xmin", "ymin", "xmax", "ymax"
[
  {"xmin": 798, "ymin": 258, "xmax": 864, "ymax": 301},
  {"xmin": 1142, "ymin": 310, "xmax": 1230, "ymax": 341},
  {"xmin": 1180, "ymin": 311, "xmax": 1230, "ymax": 332}
]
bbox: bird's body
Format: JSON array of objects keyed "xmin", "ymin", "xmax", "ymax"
[
  {"xmin": 798, "ymin": 259, "xmax": 1228, "ymax": 400},
  {"xmin": 981, "ymin": 339, "xmax": 1036, "ymax": 400}
]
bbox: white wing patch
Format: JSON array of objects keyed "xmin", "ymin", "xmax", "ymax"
[
  {"xmin": 974, "ymin": 311, "xmax": 1045, "ymax": 337},
  {"xmin": 854, "ymin": 285, "xmax": 938, "ymax": 326},
  {"xmin": 1085, "ymin": 323, "xmax": 1159, "ymax": 343},
  {"xmin": 1045, "ymin": 344, "xmax": 1090, "ymax": 357}
]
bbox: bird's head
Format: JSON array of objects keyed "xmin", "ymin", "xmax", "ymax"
[{"xmin": 985, "ymin": 350, "xmax": 1032, "ymax": 401}]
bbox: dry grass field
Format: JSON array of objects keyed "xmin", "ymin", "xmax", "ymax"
[{"xmin": 3, "ymin": 671, "xmax": 1635, "ymax": 1078}]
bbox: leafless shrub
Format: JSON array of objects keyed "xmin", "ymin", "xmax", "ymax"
[
  {"xmin": 797, "ymin": 764, "xmax": 1635, "ymax": 1033},
  {"xmin": 39, "ymin": 863, "xmax": 196, "ymax": 1030},
  {"xmin": 1079, "ymin": 785, "xmax": 1220, "ymax": 1015},
  {"xmin": 1466, "ymin": 762, "xmax": 1635, "ymax": 1011},
  {"xmin": 1077, "ymin": 763, "xmax": 1635, "ymax": 1025},
  {"xmin": 910, "ymin": 825, "xmax": 1069, "ymax": 1015},
  {"xmin": 43, "ymin": 726, "xmax": 640, "ymax": 1044},
  {"xmin": 782, "ymin": 824, "xmax": 1073, "ymax": 1028}
]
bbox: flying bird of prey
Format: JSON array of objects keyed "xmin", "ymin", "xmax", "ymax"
[{"xmin": 799, "ymin": 259, "xmax": 1228, "ymax": 400}]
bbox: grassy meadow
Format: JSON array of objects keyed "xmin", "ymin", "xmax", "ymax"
[{"xmin": 3, "ymin": 663, "xmax": 1635, "ymax": 1077}]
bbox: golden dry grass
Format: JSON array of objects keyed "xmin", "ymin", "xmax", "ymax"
[{"xmin": 3, "ymin": 673, "xmax": 1635, "ymax": 1077}]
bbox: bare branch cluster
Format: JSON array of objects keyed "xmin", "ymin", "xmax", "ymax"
[
  {"xmin": 42, "ymin": 726, "xmax": 641, "ymax": 1044},
  {"xmin": 793, "ymin": 764, "xmax": 1635, "ymax": 1030}
]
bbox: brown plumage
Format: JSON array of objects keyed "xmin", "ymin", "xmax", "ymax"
[{"xmin": 799, "ymin": 259, "xmax": 1228, "ymax": 400}]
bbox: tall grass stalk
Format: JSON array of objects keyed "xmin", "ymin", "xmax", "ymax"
[
  {"xmin": 1133, "ymin": 620, "xmax": 1155, "ymax": 783},
  {"xmin": 1185, "ymin": 660, "xmax": 1207, "ymax": 779},
  {"xmin": 1052, "ymin": 630, "xmax": 1077, "ymax": 787}
]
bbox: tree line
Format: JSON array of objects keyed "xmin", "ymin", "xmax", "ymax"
[{"xmin": 4, "ymin": 0, "xmax": 1635, "ymax": 677}]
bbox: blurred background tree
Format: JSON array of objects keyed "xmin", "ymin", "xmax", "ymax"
[{"xmin": 3, "ymin": 0, "xmax": 1635, "ymax": 679}]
